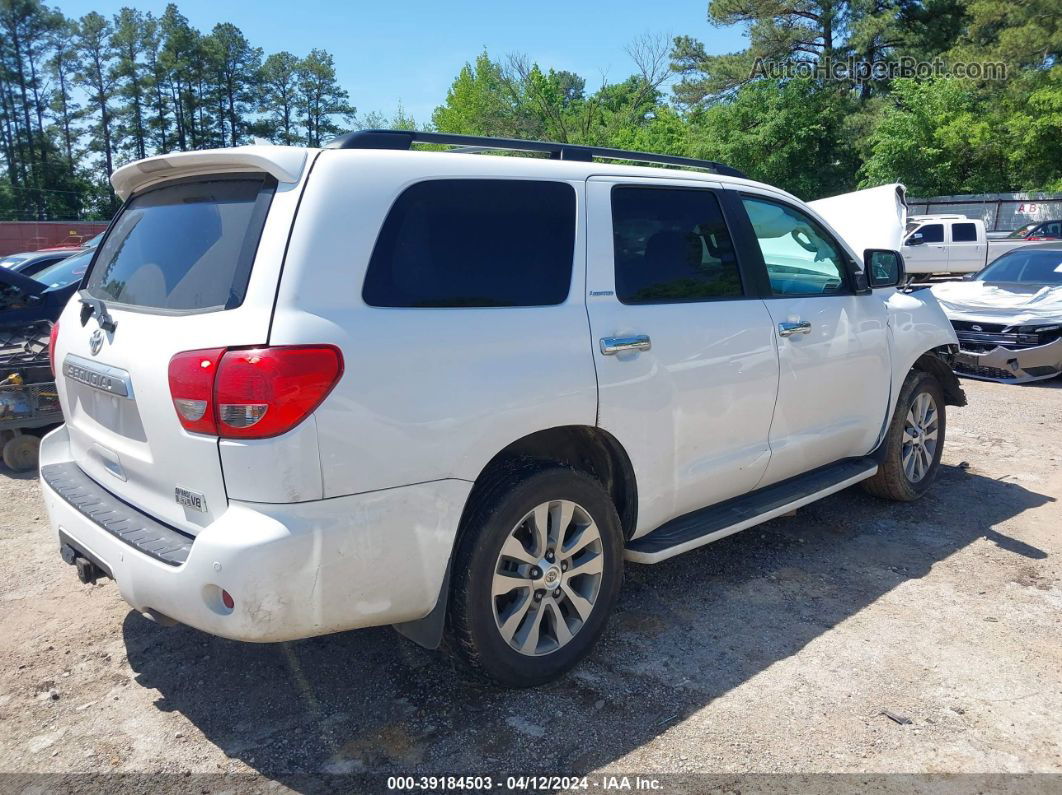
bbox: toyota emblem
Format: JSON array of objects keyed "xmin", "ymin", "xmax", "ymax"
[{"xmin": 89, "ymin": 329, "xmax": 104, "ymax": 355}]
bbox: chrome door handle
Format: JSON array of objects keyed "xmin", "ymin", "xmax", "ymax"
[
  {"xmin": 777, "ymin": 321, "xmax": 812, "ymax": 338},
  {"xmin": 600, "ymin": 335, "xmax": 652, "ymax": 355}
]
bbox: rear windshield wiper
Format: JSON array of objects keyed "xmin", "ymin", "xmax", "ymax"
[{"xmin": 78, "ymin": 291, "xmax": 118, "ymax": 332}]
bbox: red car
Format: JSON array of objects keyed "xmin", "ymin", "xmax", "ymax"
[{"xmin": 1006, "ymin": 220, "xmax": 1062, "ymax": 241}]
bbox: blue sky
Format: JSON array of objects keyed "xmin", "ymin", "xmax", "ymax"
[{"xmin": 55, "ymin": 0, "xmax": 745, "ymax": 123}]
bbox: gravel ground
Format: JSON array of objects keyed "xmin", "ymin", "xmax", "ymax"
[{"xmin": 0, "ymin": 377, "xmax": 1059, "ymax": 789}]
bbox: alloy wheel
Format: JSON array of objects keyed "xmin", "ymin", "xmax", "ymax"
[
  {"xmin": 491, "ymin": 499, "xmax": 604, "ymax": 656},
  {"xmin": 902, "ymin": 391, "xmax": 939, "ymax": 483}
]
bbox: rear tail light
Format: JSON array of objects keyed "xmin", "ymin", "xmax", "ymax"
[
  {"xmin": 168, "ymin": 346, "xmax": 343, "ymax": 439},
  {"xmin": 48, "ymin": 321, "xmax": 60, "ymax": 376},
  {"xmin": 168, "ymin": 348, "xmax": 225, "ymax": 434}
]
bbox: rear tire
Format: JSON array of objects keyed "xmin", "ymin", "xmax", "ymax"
[
  {"xmin": 862, "ymin": 370, "xmax": 946, "ymax": 501},
  {"xmin": 3, "ymin": 434, "xmax": 40, "ymax": 472},
  {"xmin": 445, "ymin": 460, "xmax": 624, "ymax": 687}
]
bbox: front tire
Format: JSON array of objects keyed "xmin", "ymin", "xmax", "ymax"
[
  {"xmin": 445, "ymin": 461, "xmax": 624, "ymax": 687},
  {"xmin": 862, "ymin": 369, "xmax": 946, "ymax": 501}
]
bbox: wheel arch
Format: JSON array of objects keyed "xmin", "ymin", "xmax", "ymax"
[
  {"xmin": 912, "ymin": 345, "xmax": 967, "ymax": 407},
  {"xmin": 464, "ymin": 425, "xmax": 638, "ymax": 542},
  {"xmin": 393, "ymin": 425, "xmax": 637, "ymax": 651}
]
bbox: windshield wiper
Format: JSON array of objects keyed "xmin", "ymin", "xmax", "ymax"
[{"xmin": 78, "ymin": 291, "xmax": 118, "ymax": 332}]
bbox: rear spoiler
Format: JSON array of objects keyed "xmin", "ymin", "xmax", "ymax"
[{"xmin": 111, "ymin": 146, "xmax": 309, "ymax": 200}]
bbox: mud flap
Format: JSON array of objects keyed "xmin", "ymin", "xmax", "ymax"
[{"xmin": 392, "ymin": 560, "xmax": 451, "ymax": 650}]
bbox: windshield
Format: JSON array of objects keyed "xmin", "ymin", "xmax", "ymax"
[
  {"xmin": 976, "ymin": 249, "xmax": 1062, "ymax": 284},
  {"xmin": 33, "ymin": 250, "xmax": 93, "ymax": 291},
  {"xmin": 83, "ymin": 232, "xmax": 104, "ymax": 248},
  {"xmin": 905, "ymin": 221, "xmax": 920, "ymax": 235},
  {"xmin": 1007, "ymin": 223, "xmax": 1038, "ymax": 239},
  {"xmin": 0, "ymin": 255, "xmax": 30, "ymax": 269}
]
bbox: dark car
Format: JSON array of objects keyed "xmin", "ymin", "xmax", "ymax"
[
  {"xmin": 0, "ymin": 249, "xmax": 83, "ymax": 278},
  {"xmin": 1006, "ymin": 220, "xmax": 1062, "ymax": 241},
  {"xmin": 0, "ymin": 249, "xmax": 94, "ymax": 327}
]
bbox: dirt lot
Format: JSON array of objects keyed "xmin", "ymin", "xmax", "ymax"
[{"xmin": 1, "ymin": 378, "xmax": 1059, "ymax": 788}]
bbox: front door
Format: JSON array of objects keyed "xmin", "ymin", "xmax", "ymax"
[
  {"xmin": 905, "ymin": 222, "xmax": 949, "ymax": 272},
  {"xmin": 736, "ymin": 191, "xmax": 892, "ymax": 486},
  {"xmin": 585, "ymin": 177, "xmax": 779, "ymax": 537}
]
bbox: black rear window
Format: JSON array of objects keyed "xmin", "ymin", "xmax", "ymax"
[
  {"xmin": 362, "ymin": 179, "xmax": 576, "ymax": 308},
  {"xmin": 85, "ymin": 176, "xmax": 275, "ymax": 311}
]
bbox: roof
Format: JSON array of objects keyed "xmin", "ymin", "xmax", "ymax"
[{"xmin": 110, "ymin": 144, "xmax": 793, "ymax": 204}]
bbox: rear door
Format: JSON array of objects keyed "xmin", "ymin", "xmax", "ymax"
[
  {"xmin": 948, "ymin": 221, "xmax": 984, "ymax": 272},
  {"xmin": 585, "ymin": 177, "xmax": 778, "ymax": 536},
  {"xmin": 55, "ymin": 172, "xmax": 300, "ymax": 534}
]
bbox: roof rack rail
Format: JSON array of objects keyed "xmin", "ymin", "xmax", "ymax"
[{"xmin": 325, "ymin": 129, "xmax": 749, "ymax": 179}]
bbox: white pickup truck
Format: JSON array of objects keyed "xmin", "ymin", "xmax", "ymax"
[{"xmin": 902, "ymin": 215, "xmax": 1040, "ymax": 275}]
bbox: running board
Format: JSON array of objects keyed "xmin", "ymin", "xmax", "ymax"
[{"xmin": 625, "ymin": 457, "xmax": 878, "ymax": 564}]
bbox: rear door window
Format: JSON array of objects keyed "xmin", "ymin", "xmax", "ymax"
[
  {"xmin": 610, "ymin": 186, "xmax": 743, "ymax": 303},
  {"xmin": 952, "ymin": 222, "xmax": 977, "ymax": 242},
  {"xmin": 85, "ymin": 176, "xmax": 276, "ymax": 312},
  {"xmin": 362, "ymin": 179, "xmax": 576, "ymax": 308}
]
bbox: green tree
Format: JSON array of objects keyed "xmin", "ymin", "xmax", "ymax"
[
  {"xmin": 859, "ymin": 76, "xmax": 1003, "ymax": 194},
  {"xmin": 949, "ymin": 0, "xmax": 1061, "ymax": 71},
  {"xmin": 861, "ymin": 73, "xmax": 1062, "ymax": 194},
  {"xmin": 112, "ymin": 7, "xmax": 148, "ymax": 160},
  {"xmin": 204, "ymin": 22, "xmax": 261, "ymax": 147},
  {"xmin": 1, "ymin": 0, "xmax": 63, "ymax": 218},
  {"xmin": 694, "ymin": 78, "xmax": 861, "ymax": 198},
  {"xmin": 75, "ymin": 11, "xmax": 119, "ymax": 208},
  {"xmin": 140, "ymin": 12, "xmax": 170, "ymax": 152},
  {"xmin": 672, "ymin": 0, "xmax": 849, "ymax": 102},
  {"xmin": 258, "ymin": 51, "xmax": 300, "ymax": 144},
  {"xmin": 159, "ymin": 4, "xmax": 202, "ymax": 150},
  {"xmin": 432, "ymin": 52, "xmax": 519, "ymax": 137},
  {"xmin": 296, "ymin": 49, "xmax": 354, "ymax": 146},
  {"xmin": 47, "ymin": 16, "xmax": 81, "ymax": 164}
]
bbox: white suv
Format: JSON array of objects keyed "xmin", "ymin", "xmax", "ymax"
[{"xmin": 41, "ymin": 131, "xmax": 966, "ymax": 687}]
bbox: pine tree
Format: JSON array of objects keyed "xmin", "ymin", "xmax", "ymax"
[{"xmin": 296, "ymin": 49, "xmax": 354, "ymax": 147}]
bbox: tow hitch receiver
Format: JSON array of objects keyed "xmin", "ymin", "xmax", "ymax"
[{"xmin": 59, "ymin": 542, "xmax": 109, "ymax": 584}]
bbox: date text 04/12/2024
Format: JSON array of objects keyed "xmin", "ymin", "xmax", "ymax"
[
  {"xmin": 382, "ymin": 776, "xmax": 662, "ymax": 789},
  {"xmin": 386, "ymin": 776, "xmax": 664, "ymax": 791}
]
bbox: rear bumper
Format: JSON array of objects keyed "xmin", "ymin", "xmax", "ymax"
[
  {"xmin": 953, "ymin": 337, "xmax": 1062, "ymax": 384},
  {"xmin": 38, "ymin": 425, "xmax": 472, "ymax": 642}
]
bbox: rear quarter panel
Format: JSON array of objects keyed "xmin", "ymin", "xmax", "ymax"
[{"xmin": 269, "ymin": 150, "xmax": 599, "ymax": 498}]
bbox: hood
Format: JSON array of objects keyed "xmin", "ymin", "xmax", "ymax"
[
  {"xmin": 808, "ymin": 183, "xmax": 907, "ymax": 258},
  {"xmin": 0, "ymin": 265, "xmax": 47, "ymax": 297},
  {"xmin": 930, "ymin": 280, "xmax": 1062, "ymax": 325}
]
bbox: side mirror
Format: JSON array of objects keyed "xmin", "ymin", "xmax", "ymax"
[
  {"xmin": 906, "ymin": 233, "xmax": 923, "ymax": 246},
  {"xmin": 864, "ymin": 249, "xmax": 905, "ymax": 288}
]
